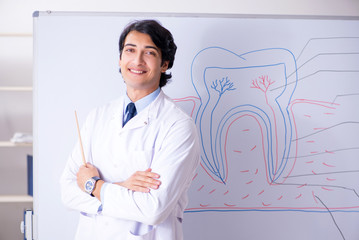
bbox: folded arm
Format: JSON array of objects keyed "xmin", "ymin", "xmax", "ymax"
[
  {"xmin": 77, "ymin": 165, "xmax": 161, "ymax": 200},
  {"xmin": 61, "ymin": 110, "xmax": 199, "ymax": 225}
]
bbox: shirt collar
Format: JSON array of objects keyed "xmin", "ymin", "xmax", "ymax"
[{"xmin": 124, "ymin": 87, "xmax": 161, "ymax": 115}]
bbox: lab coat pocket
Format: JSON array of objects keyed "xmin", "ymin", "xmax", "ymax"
[
  {"xmin": 130, "ymin": 149, "xmax": 154, "ymax": 171},
  {"xmin": 127, "ymin": 228, "xmax": 156, "ymax": 240}
]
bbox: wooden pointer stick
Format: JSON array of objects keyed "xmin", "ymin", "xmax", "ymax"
[{"xmin": 74, "ymin": 111, "xmax": 87, "ymax": 167}]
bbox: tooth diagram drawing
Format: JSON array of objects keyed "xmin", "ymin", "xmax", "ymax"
[
  {"xmin": 172, "ymin": 34, "xmax": 359, "ymax": 240},
  {"xmin": 190, "ymin": 47, "xmax": 298, "ymax": 185}
]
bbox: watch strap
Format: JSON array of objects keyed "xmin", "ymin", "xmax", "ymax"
[
  {"xmin": 90, "ymin": 176, "xmax": 101, "ymax": 197},
  {"xmin": 92, "ymin": 176, "xmax": 101, "ymax": 181}
]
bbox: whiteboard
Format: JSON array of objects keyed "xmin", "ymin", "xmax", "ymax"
[{"xmin": 33, "ymin": 12, "xmax": 359, "ymax": 239}]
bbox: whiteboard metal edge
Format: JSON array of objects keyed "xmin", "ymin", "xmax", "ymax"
[
  {"xmin": 32, "ymin": 13, "xmax": 40, "ymax": 240},
  {"xmin": 32, "ymin": 10, "xmax": 359, "ymax": 20}
]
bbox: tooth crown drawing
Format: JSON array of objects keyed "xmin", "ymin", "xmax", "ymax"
[{"xmin": 191, "ymin": 47, "xmax": 298, "ymax": 185}]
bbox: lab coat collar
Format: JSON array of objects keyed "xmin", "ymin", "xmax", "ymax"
[{"xmin": 118, "ymin": 90, "xmax": 165, "ymax": 132}]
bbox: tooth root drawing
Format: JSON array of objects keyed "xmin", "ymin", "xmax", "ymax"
[{"xmin": 191, "ymin": 47, "xmax": 298, "ymax": 184}]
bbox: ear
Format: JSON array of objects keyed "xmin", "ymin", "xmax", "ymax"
[
  {"xmin": 161, "ymin": 61, "xmax": 169, "ymax": 73},
  {"xmin": 119, "ymin": 55, "xmax": 125, "ymax": 73}
]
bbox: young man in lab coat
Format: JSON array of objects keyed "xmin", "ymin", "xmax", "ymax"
[{"xmin": 60, "ymin": 20, "xmax": 200, "ymax": 240}]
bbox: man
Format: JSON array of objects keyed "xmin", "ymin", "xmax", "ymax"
[{"xmin": 60, "ymin": 20, "xmax": 200, "ymax": 240}]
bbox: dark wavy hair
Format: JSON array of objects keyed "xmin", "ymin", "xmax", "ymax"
[{"xmin": 119, "ymin": 20, "xmax": 177, "ymax": 88}]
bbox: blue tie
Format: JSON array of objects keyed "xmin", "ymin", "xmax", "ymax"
[{"xmin": 123, "ymin": 102, "xmax": 136, "ymax": 126}]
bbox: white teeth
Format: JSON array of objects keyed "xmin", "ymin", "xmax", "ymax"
[{"xmin": 130, "ymin": 69, "xmax": 144, "ymax": 74}]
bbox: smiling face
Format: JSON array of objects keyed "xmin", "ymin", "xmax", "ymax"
[{"xmin": 120, "ymin": 30, "xmax": 169, "ymax": 102}]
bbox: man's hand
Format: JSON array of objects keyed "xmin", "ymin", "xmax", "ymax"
[
  {"xmin": 76, "ymin": 163, "xmax": 100, "ymax": 192},
  {"xmin": 115, "ymin": 168, "xmax": 161, "ymax": 193}
]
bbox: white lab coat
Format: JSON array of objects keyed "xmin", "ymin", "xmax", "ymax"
[{"xmin": 60, "ymin": 90, "xmax": 200, "ymax": 240}]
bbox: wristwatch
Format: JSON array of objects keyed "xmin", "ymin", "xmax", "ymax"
[{"xmin": 84, "ymin": 176, "xmax": 101, "ymax": 197}]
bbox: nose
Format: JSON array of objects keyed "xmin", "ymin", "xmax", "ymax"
[{"xmin": 133, "ymin": 52, "xmax": 145, "ymax": 65}]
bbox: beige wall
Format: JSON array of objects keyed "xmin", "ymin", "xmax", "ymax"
[{"xmin": 1, "ymin": 0, "xmax": 359, "ymax": 33}]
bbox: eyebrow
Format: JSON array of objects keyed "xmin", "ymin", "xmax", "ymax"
[{"xmin": 124, "ymin": 43, "xmax": 160, "ymax": 52}]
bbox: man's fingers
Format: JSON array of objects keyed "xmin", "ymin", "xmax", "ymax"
[
  {"xmin": 133, "ymin": 186, "xmax": 151, "ymax": 193},
  {"xmin": 115, "ymin": 169, "xmax": 162, "ymax": 192},
  {"xmin": 132, "ymin": 178, "xmax": 160, "ymax": 189},
  {"xmin": 135, "ymin": 170, "xmax": 160, "ymax": 179}
]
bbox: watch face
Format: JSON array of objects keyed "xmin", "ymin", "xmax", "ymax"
[{"xmin": 85, "ymin": 179, "xmax": 95, "ymax": 194}]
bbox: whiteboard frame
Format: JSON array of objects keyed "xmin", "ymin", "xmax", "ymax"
[{"xmin": 33, "ymin": 11, "xmax": 359, "ymax": 239}]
